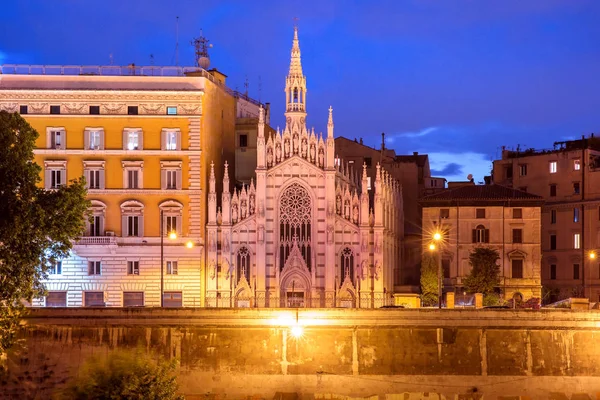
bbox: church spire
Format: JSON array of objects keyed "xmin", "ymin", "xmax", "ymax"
[{"xmin": 284, "ymin": 25, "xmax": 307, "ymax": 134}]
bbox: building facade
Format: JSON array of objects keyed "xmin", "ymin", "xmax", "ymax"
[
  {"xmin": 206, "ymin": 28, "xmax": 403, "ymax": 308},
  {"xmin": 421, "ymin": 184, "xmax": 544, "ymax": 301},
  {"xmin": 334, "ymin": 138, "xmax": 443, "ymax": 289},
  {"xmin": 493, "ymin": 138, "xmax": 600, "ymax": 302},
  {"xmin": 0, "ymin": 65, "xmax": 236, "ymax": 307}
]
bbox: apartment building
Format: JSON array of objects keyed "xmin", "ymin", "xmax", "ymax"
[
  {"xmin": 421, "ymin": 184, "xmax": 544, "ymax": 301},
  {"xmin": 493, "ymin": 136, "xmax": 600, "ymax": 302},
  {"xmin": 0, "ymin": 65, "xmax": 235, "ymax": 307}
]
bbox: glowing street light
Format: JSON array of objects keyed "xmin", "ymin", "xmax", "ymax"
[
  {"xmin": 169, "ymin": 231, "xmax": 177, "ymax": 240},
  {"xmin": 430, "ymin": 229, "xmax": 444, "ymax": 309},
  {"xmin": 590, "ymin": 251, "xmax": 596, "ymax": 260},
  {"xmin": 433, "ymin": 231, "xmax": 442, "ymax": 241},
  {"xmin": 428, "ymin": 243, "xmax": 436, "ymax": 251},
  {"xmin": 290, "ymin": 325, "xmax": 304, "ymax": 338},
  {"xmin": 186, "ymin": 240, "xmax": 194, "ymax": 249}
]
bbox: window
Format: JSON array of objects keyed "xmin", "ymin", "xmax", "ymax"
[
  {"xmin": 574, "ymin": 182, "xmax": 580, "ymax": 194},
  {"xmin": 512, "ymin": 229, "xmax": 523, "ymax": 244},
  {"xmin": 505, "ymin": 165, "xmax": 513, "ymax": 179},
  {"xmin": 550, "ymin": 184, "xmax": 557, "ymax": 197},
  {"xmin": 88, "ymin": 261, "xmax": 101, "ymax": 275},
  {"xmin": 519, "ymin": 164, "xmax": 527, "ymax": 176},
  {"xmin": 127, "ymin": 106, "xmax": 138, "ymax": 115},
  {"xmin": 89, "ymin": 215, "xmax": 102, "ymax": 236},
  {"xmin": 19, "ymin": 105, "xmax": 28, "ymax": 114},
  {"xmin": 49, "ymin": 260, "xmax": 62, "ymax": 275},
  {"xmin": 166, "ymin": 106, "xmax": 177, "ymax": 115},
  {"xmin": 121, "ymin": 201, "xmax": 144, "ymax": 237},
  {"xmin": 125, "ymin": 130, "xmax": 142, "ymax": 150},
  {"xmin": 50, "ymin": 105, "xmax": 60, "ymax": 114},
  {"xmin": 161, "ymin": 161, "xmax": 182, "ymax": 190},
  {"xmin": 160, "ymin": 201, "xmax": 183, "ymax": 237},
  {"xmin": 573, "ymin": 264, "xmax": 580, "ymax": 280},
  {"xmin": 89, "ymin": 105, "xmax": 100, "ymax": 115},
  {"xmin": 574, "ymin": 159, "xmax": 581, "ymax": 170},
  {"xmin": 476, "ymin": 208, "xmax": 486, "ymax": 219},
  {"xmin": 550, "ymin": 264, "xmax": 557, "ymax": 280},
  {"xmin": 239, "ymin": 134, "xmax": 248, "ymax": 148},
  {"xmin": 513, "ymin": 208, "xmax": 522, "ymax": 219},
  {"xmin": 44, "ymin": 160, "xmax": 67, "ymax": 189},
  {"xmin": 84, "ymin": 291, "xmax": 104, "ymax": 307},
  {"xmin": 166, "ymin": 261, "xmax": 178, "ymax": 275},
  {"xmin": 279, "ymin": 183, "xmax": 312, "ymax": 271},
  {"xmin": 550, "ymin": 234, "xmax": 557, "ymax": 250},
  {"xmin": 123, "ymin": 292, "xmax": 144, "ymax": 307},
  {"xmin": 551, "ymin": 209, "xmax": 557, "ymax": 224},
  {"xmin": 163, "ymin": 291, "xmax": 182, "ymax": 307},
  {"xmin": 340, "ymin": 248, "xmax": 355, "ymax": 284},
  {"xmin": 574, "ymin": 233, "xmax": 581, "ymax": 249},
  {"xmin": 442, "ymin": 258, "xmax": 450, "ymax": 278},
  {"xmin": 549, "ymin": 161, "xmax": 557, "ymax": 173},
  {"xmin": 123, "ymin": 161, "xmax": 143, "ymax": 189},
  {"xmin": 127, "ymin": 261, "xmax": 140, "ymax": 275},
  {"xmin": 127, "ymin": 216, "xmax": 140, "ymax": 237},
  {"xmin": 237, "ymin": 247, "xmax": 251, "ymax": 282},
  {"xmin": 574, "ymin": 207, "xmax": 580, "ymax": 223},
  {"xmin": 162, "ymin": 129, "xmax": 181, "ymax": 151},
  {"xmin": 472, "ymin": 224, "xmax": 489, "ymax": 243},
  {"xmin": 47, "ymin": 128, "xmax": 65, "ymax": 149},
  {"xmin": 46, "ymin": 292, "xmax": 67, "ymax": 307},
  {"xmin": 511, "ymin": 259, "xmax": 524, "ymax": 279},
  {"xmin": 84, "ymin": 160, "xmax": 105, "ymax": 190},
  {"xmin": 364, "ymin": 157, "xmax": 372, "ymax": 167},
  {"xmin": 440, "ymin": 209, "xmax": 450, "ymax": 219}
]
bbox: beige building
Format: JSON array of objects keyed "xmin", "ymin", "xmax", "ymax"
[
  {"xmin": 334, "ymin": 137, "xmax": 443, "ymax": 289},
  {"xmin": 421, "ymin": 184, "xmax": 544, "ymax": 301},
  {"xmin": 493, "ymin": 137, "xmax": 600, "ymax": 302}
]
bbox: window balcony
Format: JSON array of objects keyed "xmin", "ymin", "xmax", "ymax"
[{"xmin": 77, "ymin": 236, "xmax": 117, "ymax": 245}]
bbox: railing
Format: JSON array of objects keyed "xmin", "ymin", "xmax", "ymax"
[
  {"xmin": 77, "ymin": 236, "xmax": 117, "ymax": 245},
  {"xmin": 0, "ymin": 64, "xmax": 235, "ymax": 96},
  {"xmin": 203, "ymin": 293, "xmax": 396, "ymax": 309}
]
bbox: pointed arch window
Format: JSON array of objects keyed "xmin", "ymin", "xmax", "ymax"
[
  {"xmin": 340, "ymin": 248, "xmax": 354, "ymax": 285},
  {"xmin": 279, "ymin": 183, "xmax": 312, "ymax": 271},
  {"xmin": 237, "ymin": 247, "xmax": 251, "ymax": 283}
]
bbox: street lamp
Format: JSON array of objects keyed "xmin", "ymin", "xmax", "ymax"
[
  {"xmin": 160, "ymin": 209, "xmax": 179, "ymax": 307},
  {"xmin": 431, "ymin": 230, "xmax": 443, "ymax": 309}
]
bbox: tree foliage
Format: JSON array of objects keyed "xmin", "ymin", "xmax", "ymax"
[
  {"xmin": 0, "ymin": 111, "xmax": 89, "ymax": 353},
  {"xmin": 420, "ymin": 252, "xmax": 439, "ymax": 306},
  {"xmin": 463, "ymin": 247, "xmax": 501, "ymax": 296},
  {"xmin": 60, "ymin": 349, "xmax": 184, "ymax": 400}
]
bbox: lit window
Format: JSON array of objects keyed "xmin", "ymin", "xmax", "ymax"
[
  {"xmin": 574, "ymin": 208, "xmax": 579, "ymax": 223},
  {"xmin": 128, "ymin": 131, "xmax": 139, "ymax": 150},
  {"xmin": 549, "ymin": 161, "xmax": 557, "ymax": 174},
  {"xmin": 88, "ymin": 130, "xmax": 102, "ymax": 150},
  {"xmin": 166, "ymin": 106, "xmax": 177, "ymax": 115},
  {"xmin": 367, "ymin": 177, "xmax": 372, "ymax": 190},
  {"xmin": 574, "ymin": 159, "xmax": 581, "ymax": 170},
  {"xmin": 49, "ymin": 261, "xmax": 62, "ymax": 275},
  {"xmin": 574, "ymin": 233, "xmax": 581, "ymax": 249},
  {"xmin": 163, "ymin": 129, "xmax": 180, "ymax": 151},
  {"xmin": 47, "ymin": 128, "xmax": 66, "ymax": 149}
]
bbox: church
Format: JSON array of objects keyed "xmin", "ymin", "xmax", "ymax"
[{"xmin": 205, "ymin": 27, "xmax": 403, "ymax": 308}]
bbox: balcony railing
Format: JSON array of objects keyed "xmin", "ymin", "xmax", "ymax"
[{"xmin": 77, "ymin": 236, "xmax": 117, "ymax": 245}]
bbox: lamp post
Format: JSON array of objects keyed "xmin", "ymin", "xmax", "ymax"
[
  {"xmin": 431, "ymin": 230, "xmax": 443, "ymax": 309},
  {"xmin": 160, "ymin": 209, "xmax": 193, "ymax": 307}
]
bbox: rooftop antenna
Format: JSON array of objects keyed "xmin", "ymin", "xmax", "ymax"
[
  {"xmin": 191, "ymin": 29, "xmax": 212, "ymax": 70},
  {"xmin": 175, "ymin": 16, "xmax": 179, "ymax": 67},
  {"xmin": 150, "ymin": 54, "xmax": 155, "ymax": 66},
  {"xmin": 244, "ymin": 75, "xmax": 249, "ymax": 96}
]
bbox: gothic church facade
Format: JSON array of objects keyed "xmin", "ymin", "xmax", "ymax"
[{"xmin": 205, "ymin": 27, "xmax": 403, "ymax": 308}]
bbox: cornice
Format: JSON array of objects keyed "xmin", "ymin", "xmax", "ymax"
[
  {"xmin": 87, "ymin": 189, "xmax": 201, "ymax": 195},
  {"xmin": 34, "ymin": 149, "xmax": 200, "ymax": 156},
  {"xmin": 0, "ymin": 89, "xmax": 204, "ymax": 102}
]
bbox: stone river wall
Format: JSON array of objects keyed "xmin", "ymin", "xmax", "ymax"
[{"xmin": 3, "ymin": 308, "xmax": 600, "ymax": 399}]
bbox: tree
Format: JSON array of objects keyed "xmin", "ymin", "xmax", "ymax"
[
  {"xmin": 59, "ymin": 349, "xmax": 184, "ymax": 400},
  {"xmin": 420, "ymin": 252, "xmax": 439, "ymax": 306},
  {"xmin": 0, "ymin": 111, "xmax": 89, "ymax": 354},
  {"xmin": 463, "ymin": 247, "xmax": 501, "ymax": 297}
]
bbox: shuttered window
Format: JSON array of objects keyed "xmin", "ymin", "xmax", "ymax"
[
  {"xmin": 123, "ymin": 292, "xmax": 144, "ymax": 307},
  {"xmin": 46, "ymin": 292, "xmax": 67, "ymax": 307},
  {"xmin": 163, "ymin": 291, "xmax": 183, "ymax": 307}
]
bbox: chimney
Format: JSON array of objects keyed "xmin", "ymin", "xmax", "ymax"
[
  {"xmin": 413, "ymin": 151, "xmax": 418, "ymax": 156},
  {"xmin": 359, "ymin": 138, "xmax": 363, "ymax": 145}
]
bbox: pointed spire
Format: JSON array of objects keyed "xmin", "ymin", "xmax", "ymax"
[
  {"xmin": 223, "ymin": 161, "xmax": 230, "ymax": 193},
  {"xmin": 327, "ymin": 106, "xmax": 334, "ymax": 138},
  {"xmin": 289, "ymin": 25, "xmax": 303, "ymax": 77},
  {"xmin": 209, "ymin": 161, "xmax": 216, "ymax": 193}
]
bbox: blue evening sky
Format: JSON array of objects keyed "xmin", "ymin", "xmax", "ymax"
[{"xmin": 2, "ymin": 0, "xmax": 600, "ymax": 182}]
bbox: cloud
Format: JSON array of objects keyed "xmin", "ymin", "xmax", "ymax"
[
  {"xmin": 386, "ymin": 126, "xmax": 438, "ymax": 144},
  {"xmin": 431, "ymin": 162, "xmax": 462, "ymax": 177}
]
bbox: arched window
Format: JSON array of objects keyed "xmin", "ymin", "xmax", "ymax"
[
  {"xmin": 159, "ymin": 200, "xmax": 183, "ymax": 237},
  {"xmin": 279, "ymin": 183, "xmax": 312, "ymax": 271},
  {"xmin": 472, "ymin": 224, "xmax": 489, "ymax": 244},
  {"xmin": 340, "ymin": 248, "xmax": 354, "ymax": 285},
  {"xmin": 237, "ymin": 247, "xmax": 251, "ymax": 283},
  {"xmin": 120, "ymin": 200, "xmax": 144, "ymax": 237},
  {"xmin": 88, "ymin": 200, "xmax": 107, "ymax": 237}
]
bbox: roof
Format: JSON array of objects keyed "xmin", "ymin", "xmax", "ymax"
[
  {"xmin": 420, "ymin": 184, "xmax": 544, "ymax": 207},
  {"xmin": 394, "ymin": 154, "xmax": 429, "ymax": 167}
]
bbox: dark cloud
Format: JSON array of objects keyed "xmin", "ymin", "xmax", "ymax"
[{"xmin": 431, "ymin": 163, "xmax": 463, "ymax": 177}]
